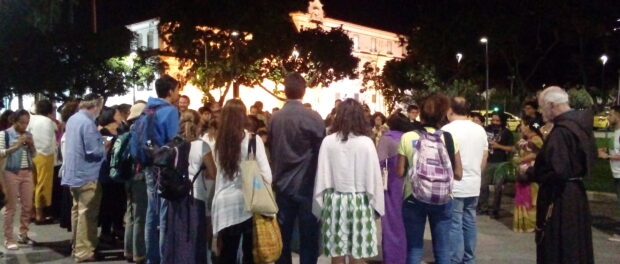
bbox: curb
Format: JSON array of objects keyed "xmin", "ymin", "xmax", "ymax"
[{"xmin": 587, "ymin": 191, "xmax": 618, "ymax": 203}]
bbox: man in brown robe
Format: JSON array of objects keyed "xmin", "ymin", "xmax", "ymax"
[{"xmin": 527, "ymin": 86, "xmax": 596, "ymax": 263}]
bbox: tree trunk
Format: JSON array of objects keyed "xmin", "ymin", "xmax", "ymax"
[
  {"xmin": 233, "ymin": 81, "xmax": 240, "ymax": 98},
  {"xmin": 18, "ymin": 94, "xmax": 23, "ymax": 109},
  {"xmin": 218, "ymin": 82, "xmax": 232, "ymax": 105},
  {"xmin": 257, "ymin": 83, "xmax": 287, "ymax": 101}
]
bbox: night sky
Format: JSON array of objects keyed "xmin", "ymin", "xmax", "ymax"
[{"xmin": 95, "ymin": 0, "xmax": 414, "ymax": 34}]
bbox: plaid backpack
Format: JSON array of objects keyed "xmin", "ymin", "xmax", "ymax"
[{"xmin": 409, "ymin": 129, "xmax": 455, "ymax": 205}]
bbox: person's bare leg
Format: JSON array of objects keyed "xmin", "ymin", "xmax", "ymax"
[
  {"xmin": 35, "ymin": 208, "xmax": 44, "ymax": 222},
  {"xmin": 331, "ymin": 256, "xmax": 346, "ymax": 264},
  {"xmin": 351, "ymin": 256, "xmax": 367, "ymax": 264}
]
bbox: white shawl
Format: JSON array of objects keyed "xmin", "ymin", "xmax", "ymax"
[{"xmin": 312, "ymin": 133, "xmax": 385, "ymax": 218}]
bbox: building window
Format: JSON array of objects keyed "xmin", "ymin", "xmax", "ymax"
[
  {"xmin": 387, "ymin": 41, "xmax": 393, "ymax": 55},
  {"xmin": 147, "ymin": 30, "xmax": 154, "ymax": 49},
  {"xmin": 371, "ymin": 38, "xmax": 377, "ymax": 52},
  {"xmin": 352, "ymin": 35, "xmax": 359, "ymax": 50}
]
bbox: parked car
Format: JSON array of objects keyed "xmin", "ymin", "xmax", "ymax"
[
  {"xmin": 471, "ymin": 110, "xmax": 521, "ymax": 131},
  {"xmin": 594, "ymin": 110, "xmax": 611, "ymax": 131}
]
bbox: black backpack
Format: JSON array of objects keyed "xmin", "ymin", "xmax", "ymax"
[{"xmin": 152, "ymin": 136, "xmax": 193, "ymax": 200}]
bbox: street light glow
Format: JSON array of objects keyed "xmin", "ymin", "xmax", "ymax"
[
  {"xmin": 456, "ymin": 52, "xmax": 463, "ymax": 63},
  {"xmin": 231, "ymin": 31, "xmax": 239, "ymax": 37},
  {"xmin": 480, "ymin": 37, "xmax": 488, "ymax": 44},
  {"xmin": 600, "ymin": 54, "xmax": 608, "ymax": 65},
  {"xmin": 292, "ymin": 49, "xmax": 300, "ymax": 58}
]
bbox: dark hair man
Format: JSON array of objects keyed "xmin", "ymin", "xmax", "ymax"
[
  {"xmin": 131, "ymin": 74, "xmax": 180, "ymax": 263},
  {"xmin": 27, "ymin": 100, "xmax": 58, "ymax": 223},
  {"xmin": 268, "ymin": 73, "xmax": 325, "ymax": 264},
  {"xmin": 523, "ymin": 101, "xmax": 544, "ymax": 129},
  {"xmin": 478, "ymin": 112, "xmax": 515, "ymax": 218},
  {"xmin": 598, "ymin": 105, "xmax": 620, "ymax": 242}
]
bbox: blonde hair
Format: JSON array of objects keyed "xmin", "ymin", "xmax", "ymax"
[{"xmin": 179, "ymin": 111, "xmax": 199, "ymax": 141}]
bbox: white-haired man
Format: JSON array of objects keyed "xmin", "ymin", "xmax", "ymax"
[
  {"xmin": 62, "ymin": 93, "xmax": 110, "ymax": 262},
  {"xmin": 527, "ymin": 86, "xmax": 595, "ymax": 264}
]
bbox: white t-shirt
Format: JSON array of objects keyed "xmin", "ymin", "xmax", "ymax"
[
  {"xmin": 189, "ymin": 139, "xmax": 213, "ymax": 215},
  {"xmin": 610, "ymin": 129, "xmax": 620, "ymax": 178},
  {"xmin": 442, "ymin": 119, "xmax": 488, "ymax": 197},
  {"xmin": 27, "ymin": 114, "xmax": 57, "ymax": 156}
]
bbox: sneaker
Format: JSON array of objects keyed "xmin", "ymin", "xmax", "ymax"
[
  {"xmin": 609, "ymin": 234, "xmax": 620, "ymax": 242},
  {"xmin": 17, "ymin": 234, "xmax": 34, "ymax": 246},
  {"xmin": 4, "ymin": 241, "xmax": 18, "ymax": 250}
]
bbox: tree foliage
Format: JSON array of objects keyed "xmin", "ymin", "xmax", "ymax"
[
  {"xmin": 405, "ymin": 0, "xmax": 620, "ymax": 106},
  {"xmin": 158, "ymin": 0, "xmax": 358, "ymax": 104},
  {"xmin": 0, "ymin": 0, "xmax": 155, "ymax": 103}
]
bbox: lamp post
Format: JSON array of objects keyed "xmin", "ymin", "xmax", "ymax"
[
  {"xmin": 456, "ymin": 52, "xmax": 463, "ymax": 64},
  {"xmin": 480, "ymin": 37, "xmax": 489, "ymax": 113}
]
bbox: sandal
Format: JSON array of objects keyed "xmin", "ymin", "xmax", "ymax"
[{"xmin": 4, "ymin": 241, "xmax": 18, "ymax": 250}]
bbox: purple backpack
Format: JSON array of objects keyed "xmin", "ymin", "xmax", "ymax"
[{"xmin": 409, "ymin": 130, "xmax": 454, "ymax": 205}]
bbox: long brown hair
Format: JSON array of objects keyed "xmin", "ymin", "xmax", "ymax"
[
  {"xmin": 329, "ymin": 98, "xmax": 371, "ymax": 141},
  {"xmin": 215, "ymin": 99, "xmax": 247, "ymax": 179}
]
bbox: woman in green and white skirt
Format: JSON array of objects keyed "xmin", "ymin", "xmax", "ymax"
[{"xmin": 313, "ymin": 99, "xmax": 384, "ymax": 264}]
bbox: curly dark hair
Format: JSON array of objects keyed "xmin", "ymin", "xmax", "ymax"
[
  {"xmin": 329, "ymin": 99, "xmax": 371, "ymax": 141},
  {"xmin": 371, "ymin": 112, "xmax": 387, "ymax": 125},
  {"xmin": 214, "ymin": 99, "xmax": 247, "ymax": 180}
]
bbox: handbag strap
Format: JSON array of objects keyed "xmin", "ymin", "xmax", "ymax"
[{"xmin": 247, "ymin": 133, "xmax": 257, "ymax": 160}]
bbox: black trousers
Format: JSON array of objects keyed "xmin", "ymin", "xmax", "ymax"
[{"xmin": 218, "ymin": 218, "xmax": 253, "ymax": 264}]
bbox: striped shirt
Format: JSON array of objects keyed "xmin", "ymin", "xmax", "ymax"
[{"xmin": 0, "ymin": 130, "xmax": 30, "ymax": 169}]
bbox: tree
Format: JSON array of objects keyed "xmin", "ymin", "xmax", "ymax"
[
  {"xmin": 158, "ymin": 0, "xmax": 358, "ymax": 104},
  {"xmin": 405, "ymin": 0, "xmax": 620, "ymax": 103},
  {"xmin": 0, "ymin": 0, "xmax": 138, "ymax": 103},
  {"xmin": 377, "ymin": 59, "xmax": 484, "ymax": 111}
]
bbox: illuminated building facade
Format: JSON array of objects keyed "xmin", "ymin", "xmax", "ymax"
[{"xmin": 109, "ymin": 0, "xmax": 407, "ymax": 117}]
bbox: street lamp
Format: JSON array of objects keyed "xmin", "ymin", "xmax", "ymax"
[
  {"xmin": 600, "ymin": 54, "xmax": 613, "ymax": 105},
  {"xmin": 231, "ymin": 31, "xmax": 240, "ymax": 98},
  {"xmin": 456, "ymin": 53, "xmax": 463, "ymax": 64},
  {"xmin": 480, "ymin": 37, "xmax": 489, "ymax": 113}
]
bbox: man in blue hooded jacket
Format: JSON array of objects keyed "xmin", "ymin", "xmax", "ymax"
[{"xmin": 131, "ymin": 75, "xmax": 180, "ymax": 264}]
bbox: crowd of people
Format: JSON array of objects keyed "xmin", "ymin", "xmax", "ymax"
[{"xmin": 0, "ymin": 71, "xmax": 605, "ymax": 264}]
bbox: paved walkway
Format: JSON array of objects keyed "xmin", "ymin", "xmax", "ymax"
[{"xmin": 0, "ymin": 194, "xmax": 618, "ymax": 264}]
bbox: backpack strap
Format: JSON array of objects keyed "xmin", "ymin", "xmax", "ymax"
[
  {"xmin": 145, "ymin": 106, "xmax": 159, "ymax": 146},
  {"xmin": 247, "ymin": 133, "xmax": 257, "ymax": 160},
  {"xmin": 442, "ymin": 131, "xmax": 456, "ymax": 173}
]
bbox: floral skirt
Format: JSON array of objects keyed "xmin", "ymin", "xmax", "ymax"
[
  {"xmin": 321, "ymin": 189, "xmax": 378, "ymax": 259},
  {"xmin": 513, "ymin": 183, "xmax": 538, "ymax": 233}
]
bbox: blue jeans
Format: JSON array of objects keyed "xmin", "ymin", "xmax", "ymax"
[
  {"xmin": 402, "ymin": 195, "xmax": 453, "ymax": 264},
  {"xmin": 275, "ymin": 195, "xmax": 320, "ymax": 264},
  {"xmin": 449, "ymin": 197, "xmax": 478, "ymax": 264},
  {"xmin": 145, "ymin": 168, "xmax": 168, "ymax": 264}
]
